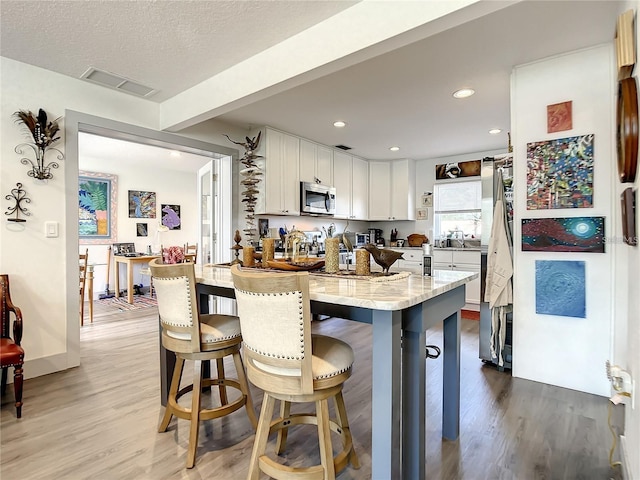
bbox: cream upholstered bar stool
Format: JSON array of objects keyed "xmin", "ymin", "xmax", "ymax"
[
  {"xmin": 149, "ymin": 259, "xmax": 257, "ymax": 468},
  {"xmin": 230, "ymin": 264, "xmax": 359, "ymax": 480}
]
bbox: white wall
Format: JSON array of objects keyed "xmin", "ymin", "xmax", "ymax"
[
  {"xmin": 79, "ymin": 152, "xmax": 200, "ymax": 298},
  {"xmin": 1, "ymin": 57, "xmax": 160, "ymax": 377},
  {"xmin": 511, "ymin": 44, "xmax": 616, "ymax": 396}
]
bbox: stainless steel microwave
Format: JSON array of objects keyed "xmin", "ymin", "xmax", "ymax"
[{"xmin": 300, "ymin": 181, "xmax": 336, "ymax": 215}]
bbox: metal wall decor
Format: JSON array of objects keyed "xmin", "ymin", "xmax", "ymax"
[
  {"xmin": 225, "ymin": 132, "xmax": 262, "ymax": 244},
  {"xmin": 13, "ymin": 109, "xmax": 64, "ymax": 180},
  {"xmin": 5, "ymin": 183, "xmax": 31, "ymax": 222}
]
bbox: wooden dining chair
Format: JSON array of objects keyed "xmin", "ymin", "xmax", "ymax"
[
  {"xmin": 230, "ymin": 264, "xmax": 359, "ymax": 480},
  {"xmin": 79, "ymin": 248, "xmax": 93, "ymax": 325},
  {"xmin": 184, "ymin": 242, "xmax": 198, "ymax": 264},
  {"xmin": 149, "ymin": 259, "xmax": 257, "ymax": 468},
  {"xmin": 1, "ymin": 274, "xmax": 25, "ymax": 418}
]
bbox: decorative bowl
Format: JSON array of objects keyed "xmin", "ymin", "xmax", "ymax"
[{"xmin": 266, "ymin": 258, "xmax": 325, "ymax": 271}]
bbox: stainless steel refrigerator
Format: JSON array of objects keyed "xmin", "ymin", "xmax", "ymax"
[{"xmin": 479, "ymin": 155, "xmax": 513, "ymax": 370}]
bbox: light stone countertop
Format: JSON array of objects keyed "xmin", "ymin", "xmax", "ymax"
[{"xmin": 197, "ymin": 265, "xmax": 477, "ymax": 311}]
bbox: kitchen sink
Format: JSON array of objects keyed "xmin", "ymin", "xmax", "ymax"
[{"xmin": 448, "ymin": 238, "xmax": 481, "ymax": 248}]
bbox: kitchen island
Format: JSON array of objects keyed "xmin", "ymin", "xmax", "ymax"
[{"xmin": 159, "ymin": 265, "xmax": 477, "ymax": 479}]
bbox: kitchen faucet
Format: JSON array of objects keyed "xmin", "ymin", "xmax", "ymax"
[{"xmin": 452, "ymin": 229, "xmax": 465, "ymax": 247}]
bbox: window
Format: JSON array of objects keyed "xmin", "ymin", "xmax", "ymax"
[{"xmin": 433, "ymin": 180, "xmax": 481, "ymax": 241}]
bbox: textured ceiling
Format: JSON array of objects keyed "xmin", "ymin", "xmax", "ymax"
[
  {"xmin": 0, "ymin": 0, "xmax": 357, "ymax": 102},
  {"xmin": 1, "ymin": 0, "xmax": 623, "ymax": 163}
]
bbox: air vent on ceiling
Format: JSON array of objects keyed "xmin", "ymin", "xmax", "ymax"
[
  {"xmin": 334, "ymin": 144, "xmax": 352, "ymax": 151},
  {"xmin": 80, "ymin": 67, "xmax": 157, "ymax": 98}
]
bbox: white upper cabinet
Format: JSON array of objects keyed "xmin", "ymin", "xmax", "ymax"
[
  {"xmin": 368, "ymin": 159, "xmax": 415, "ymax": 220},
  {"xmin": 300, "ymin": 139, "xmax": 333, "ymax": 186},
  {"xmin": 333, "ymin": 151, "xmax": 369, "ymax": 220},
  {"xmin": 255, "ymin": 127, "xmax": 300, "ymax": 215}
]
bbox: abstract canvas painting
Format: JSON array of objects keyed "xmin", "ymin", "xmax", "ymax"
[
  {"xmin": 526, "ymin": 134, "xmax": 594, "ymax": 210},
  {"xmin": 435, "ymin": 159, "xmax": 480, "ymax": 179},
  {"xmin": 535, "ymin": 260, "xmax": 585, "ymax": 318},
  {"xmin": 522, "ymin": 217, "xmax": 604, "ymax": 252},
  {"xmin": 161, "ymin": 204, "xmax": 181, "ymax": 230},
  {"xmin": 547, "ymin": 101, "xmax": 572, "ymax": 133},
  {"xmin": 128, "ymin": 190, "xmax": 156, "ymax": 218}
]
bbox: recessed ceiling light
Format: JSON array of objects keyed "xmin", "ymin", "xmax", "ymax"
[
  {"xmin": 170, "ymin": 151, "xmax": 181, "ymax": 157},
  {"xmin": 333, "ymin": 121, "xmax": 346, "ymax": 128},
  {"xmin": 488, "ymin": 129, "xmax": 502, "ymax": 135},
  {"xmin": 389, "ymin": 146, "xmax": 400, "ymax": 152},
  {"xmin": 452, "ymin": 88, "xmax": 475, "ymax": 99}
]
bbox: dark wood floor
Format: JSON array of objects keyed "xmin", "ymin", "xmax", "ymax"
[{"xmin": 0, "ymin": 302, "xmax": 624, "ymax": 479}]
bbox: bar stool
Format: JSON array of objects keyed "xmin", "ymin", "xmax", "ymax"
[
  {"xmin": 149, "ymin": 259, "xmax": 257, "ymax": 468},
  {"xmin": 230, "ymin": 264, "xmax": 359, "ymax": 479}
]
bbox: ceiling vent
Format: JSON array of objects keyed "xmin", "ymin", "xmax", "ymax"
[
  {"xmin": 334, "ymin": 144, "xmax": 352, "ymax": 151},
  {"xmin": 80, "ymin": 67, "xmax": 157, "ymax": 98}
]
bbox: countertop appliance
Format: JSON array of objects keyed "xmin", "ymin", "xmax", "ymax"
[
  {"xmin": 479, "ymin": 155, "xmax": 513, "ymax": 371},
  {"xmin": 355, "ymin": 233, "xmax": 369, "ymax": 247},
  {"xmin": 300, "ymin": 181, "xmax": 336, "ymax": 215},
  {"xmin": 368, "ymin": 228, "xmax": 384, "ymax": 246}
]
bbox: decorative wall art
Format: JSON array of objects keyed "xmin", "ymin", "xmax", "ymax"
[
  {"xmin": 435, "ymin": 159, "xmax": 480, "ymax": 180},
  {"xmin": 617, "ymin": 76, "xmax": 638, "ymax": 183},
  {"xmin": 225, "ymin": 132, "xmax": 263, "ymax": 244},
  {"xmin": 420, "ymin": 192, "xmax": 433, "ymax": 207},
  {"xmin": 128, "ymin": 190, "xmax": 156, "ymax": 218},
  {"xmin": 79, "ymin": 171, "xmax": 118, "ymax": 244},
  {"xmin": 136, "ymin": 223, "xmax": 148, "ymax": 237},
  {"xmin": 621, "ymin": 187, "xmax": 637, "ymax": 246},
  {"xmin": 526, "ymin": 134, "xmax": 594, "ymax": 210},
  {"xmin": 535, "ymin": 260, "xmax": 586, "ymax": 318},
  {"xmin": 5, "ymin": 182, "xmax": 31, "ymax": 222},
  {"xmin": 161, "ymin": 204, "xmax": 181, "ymax": 230},
  {"xmin": 547, "ymin": 101, "xmax": 572, "ymax": 133},
  {"xmin": 13, "ymin": 108, "xmax": 64, "ymax": 180},
  {"xmin": 521, "ymin": 217, "xmax": 605, "ymax": 253},
  {"xmin": 416, "ymin": 208, "xmax": 428, "ymax": 220}
]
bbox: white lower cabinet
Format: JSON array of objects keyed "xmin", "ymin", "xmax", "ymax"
[
  {"xmin": 433, "ymin": 249, "xmax": 481, "ymax": 306},
  {"xmin": 387, "ymin": 248, "xmax": 423, "ymax": 274}
]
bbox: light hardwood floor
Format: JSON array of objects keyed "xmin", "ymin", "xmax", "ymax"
[{"xmin": 1, "ymin": 302, "xmax": 624, "ymax": 479}]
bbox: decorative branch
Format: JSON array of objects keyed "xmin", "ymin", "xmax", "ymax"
[{"xmin": 226, "ymin": 131, "xmax": 263, "ymax": 244}]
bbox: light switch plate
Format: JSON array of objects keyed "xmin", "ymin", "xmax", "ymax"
[{"xmin": 45, "ymin": 221, "xmax": 59, "ymax": 238}]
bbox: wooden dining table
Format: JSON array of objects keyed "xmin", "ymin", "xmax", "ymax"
[
  {"xmin": 157, "ymin": 265, "xmax": 477, "ymax": 479},
  {"xmin": 114, "ymin": 253, "xmax": 197, "ymax": 304}
]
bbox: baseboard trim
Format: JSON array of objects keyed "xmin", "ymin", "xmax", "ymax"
[
  {"xmin": 620, "ymin": 435, "xmax": 632, "ymax": 480},
  {"xmin": 3, "ymin": 353, "xmax": 77, "ymax": 384}
]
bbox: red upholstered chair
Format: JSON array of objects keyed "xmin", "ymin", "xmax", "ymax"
[{"xmin": 0, "ymin": 274, "xmax": 25, "ymax": 418}]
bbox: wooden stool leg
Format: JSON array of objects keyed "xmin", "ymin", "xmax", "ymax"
[
  {"xmin": 249, "ymin": 393, "xmax": 276, "ymax": 480},
  {"xmin": 187, "ymin": 360, "xmax": 203, "ymax": 469},
  {"xmin": 316, "ymin": 398, "xmax": 335, "ymax": 479},
  {"xmin": 334, "ymin": 391, "xmax": 360, "ymax": 469},
  {"xmin": 275, "ymin": 400, "xmax": 291, "ymax": 454},
  {"xmin": 216, "ymin": 358, "xmax": 228, "ymax": 405},
  {"xmin": 232, "ymin": 351, "xmax": 257, "ymax": 429},
  {"xmin": 159, "ymin": 356, "xmax": 184, "ymax": 432}
]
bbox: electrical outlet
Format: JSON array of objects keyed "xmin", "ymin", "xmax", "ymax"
[{"xmin": 606, "ymin": 360, "xmax": 633, "ymax": 405}]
